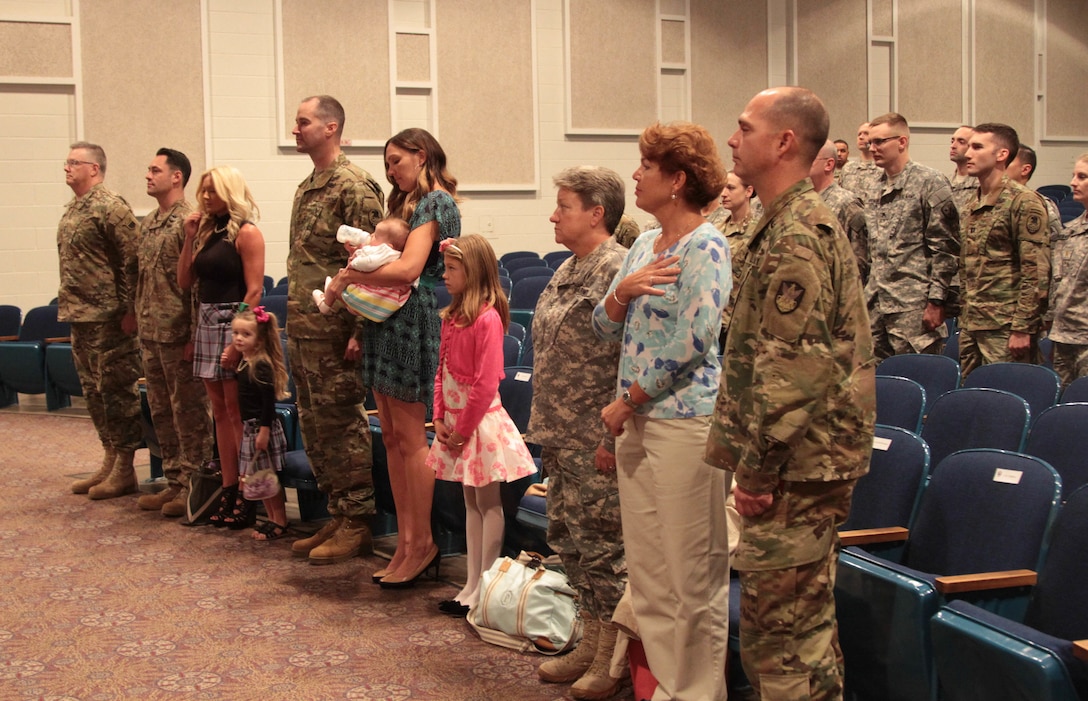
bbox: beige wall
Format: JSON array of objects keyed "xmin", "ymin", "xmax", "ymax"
[{"xmin": 2, "ymin": 0, "xmax": 1088, "ymax": 314}]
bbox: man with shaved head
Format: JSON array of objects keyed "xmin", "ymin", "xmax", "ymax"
[
  {"xmin": 949, "ymin": 125, "xmax": 979, "ymax": 217},
  {"xmin": 839, "ymin": 121, "xmax": 881, "ymax": 197},
  {"xmin": 707, "ymin": 87, "xmax": 875, "ymax": 700},
  {"xmin": 811, "ymin": 139, "xmax": 870, "ymax": 283}
]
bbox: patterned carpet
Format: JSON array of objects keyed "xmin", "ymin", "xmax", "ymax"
[{"xmin": 0, "ymin": 411, "xmax": 593, "ymax": 701}]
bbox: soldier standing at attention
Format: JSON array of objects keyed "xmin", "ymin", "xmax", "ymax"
[
  {"xmin": 286, "ymin": 95, "xmax": 386, "ymax": 564},
  {"xmin": 707, "ymin": 86, "xmax": 876, "ymax": 700},
  {"xmin": 529, "ymin": 166, "xmax": 628, "ymax": 700},
  {"xmin": 958, "ymin": 123, "xmax": 1050, "ymax": 377},
  {"xmin": 135, "ymin": 148, "xmax": 213, "ymax": 517},
  {"xmin": 949, "ymin": 125, "xmax": 979, "ymax": 218},
  {"xmin": 833, "ymin": 139, "xmax": 849, "ymax": 182},
  {"xmin": 810, "ymin": 139, "xmax": 870, "ymax": 285},
  {"xmin": 838, "ymin": 122, "xmax": 881, "ymax": 198},
  {"xmin": 866, "ymin": 112, "xmax": 961, "ymax": 358},
  {"xmin": 1048, "ymin": 154, "xmax": 1088, "ymax": 386},
  {"xmin": 60, "ymin": 142, "xmax": 145, "ymax": 499}
]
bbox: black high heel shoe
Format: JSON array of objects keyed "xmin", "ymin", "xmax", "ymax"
[
  {"xmin": 379, "ymin": 545, "xmax": 441, "ymax": 589},
  {"xmin": 224, "ymin": 493, "xmax": 257, "ymax": 530},
  {"xmin": 208, "ymin": 484, "xmax": 238, "ymax": 528}
]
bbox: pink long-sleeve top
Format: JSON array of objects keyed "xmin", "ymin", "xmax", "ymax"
[{"xmin": 434, "ymin": 305, "xmax": 505, "ymax": 438}]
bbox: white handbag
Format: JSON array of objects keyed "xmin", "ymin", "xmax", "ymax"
[{"xmin": 468, "ymin": 552, "xmax": 582, "ymax": 655}]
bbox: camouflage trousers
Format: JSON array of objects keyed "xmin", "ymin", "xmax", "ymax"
[
  {"xmin": 70, "ymin": 321, "xmax": 142, "ymax": 452},
  {"xmin": 735, "ymin": 479, "xmax": 856, "ymax": 701},
  {"xmin": 1052, "ymin": 341, "xmax": 1088, "ymax": 388},
  {"xmin": 871, "ymin": 308, "xmax": 945, "ymax": 359},
  {"xmin": 959, "ymin": 327, "xmax": 1040, "ymax": 379},
  {"xmin": 541, "ymin": 446, "xmax": 626, "ymax": 620},
  {"xmin": 289, "ymin": 335, "xmax": 374, "ymax": 518},
  {"xmin": 140, "ymin": 339, "xmax": 213, "ymax": 489}
]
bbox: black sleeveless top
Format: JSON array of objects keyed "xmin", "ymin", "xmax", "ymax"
[{"xmin": 193, "ymin": 216, "xmax": 246, "ymax": 304}]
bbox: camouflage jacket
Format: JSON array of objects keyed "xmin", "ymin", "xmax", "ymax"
[
  {"xmin": 1044, "ymin": 197, "xmax": 1066, "ymax": 326},
  {"xmin": 820, "ymin": 182, "xmax": 870, "ymax": 284},
  {"xmin": 950, "ymin": 171, "xmax": 979, "ymax": 219},
  {"xmin": 839, "ymin": 159, "xmax": 882, "ymax": 200},
  {"xmin": 721, "ymin": 211, "xmax": 755, "ymax": 329},
  {"xmin": 526, "ymin": 238, "xmax": 625, "ymax": 452},
  {"xmin": 287, "ymin": 153, "xmax": 384, "ymax": 339},
  {"xmin": 960, "ymin": 177, "xmax": 1050, "ymax": 333},
  {"xmin": 136, "ymin": 199, "xmax": 195, "ymax": 343},
  {"xmin": 1047, "ymin": 214, "xmax": 1088, "ymax": 344},
  {"xmin": 56, "ymin": 183, "xmax": 139, "ymax": 323},
  {"xmin": 706, "ymin": 179, "xmax": 875, "ymax": 492},
  {"xmin": 866, "ymin": 161, "xmax": 961, "ymax": 314}
]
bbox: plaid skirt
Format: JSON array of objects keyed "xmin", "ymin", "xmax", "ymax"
[
  {"xmin": 194, "ymin": 303, "xmax": 237, "ymax": 380},
  {"xmin": 240, "ymin": 418, "xmax": 287, "ymax": 476}
]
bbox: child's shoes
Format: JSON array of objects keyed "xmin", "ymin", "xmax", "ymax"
[{"xmin": 313, "ymin": 277, "xmax": 334, "ymax": 314}]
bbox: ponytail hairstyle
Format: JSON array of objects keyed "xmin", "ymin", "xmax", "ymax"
[
  {"xmin": 232, "ymin": 307, "xmax": 290, "ymax": 401},
  {"xmin": 384, "ymin": 128, "xmax": 459, "ymax": 221},
  {"xmin": 439, "ymin": 234, "xmax": 508, "ymax": 331}
]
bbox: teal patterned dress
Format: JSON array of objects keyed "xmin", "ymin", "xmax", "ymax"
[{"xmin": 362, "ymin": 190, "xmax": 460, "ymax": 409}]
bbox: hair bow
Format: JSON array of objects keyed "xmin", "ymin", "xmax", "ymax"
[
  {"xmin": 439, "ymin": 238, "xmax": 462, "ymax": 255},
  {"xmin": 253, "ymin": 306, "xmax": 270, "ymax": 323}
]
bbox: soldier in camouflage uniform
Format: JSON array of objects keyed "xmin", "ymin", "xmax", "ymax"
[
  {"xmin": 866, "ymin": 112, "xmax": 961, "ymax": 359},
  {"xmin": 958, "ymin": 124, "xmax": 1050, "ymax": 377},
  {"xmin": 707, "ymin": 87, "xmax": 876, "ymax": 701},
  {"xmin": 838, "ymin": 122, "xmax": 882, "ymax": 199},
  {"xmin": 949, "ymin": 125, "xmax": 980, "ymax": 218},
  {"xmin": 611, "ymin": 213, "xmax": 641, "ymax": 249},
  {"xmin": 285, "ymin": 96, "xmax": 385, "ymax": 564},
  {"xmin": 1048, "ymin": 154, "xmax": 1088, "ymax": 385},
  {"xmin": 134, "ymin": 148, "xmax": 213, "ymax": 517},
  {"xmin": 528, "ymin": 166, "xmax": 628, "ymax": 700},
  {"xmin": 1009, "ymin": 145, "xmax": 1067, "ymax": 332},
  {"xmin": 811, "ymin": 140, "xmax": 871, "ymax": 285},
  {"xmin": 59, "ymin": 142, "xmax": 144, "ymax": 500}
]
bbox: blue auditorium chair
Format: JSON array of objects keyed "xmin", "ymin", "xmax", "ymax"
[
  {"xmin": 0, "ymin": 304, "xmax": 20, "ymax": 340},
  {"xmin": 931, "ymin": 484, "xmax": 1088, "ymax": 701},
  {"xmin": 499, "ymin": 251, "xmax": 541, "ymax": 268},
  {"xmin": 875, "ymin": 375, "xmax": 927, "ymax": 433},
  {"xmin": 1059, "ymin": 376, "xmax": 1088, "ymax": 404},
  {"xmin": 1025, "ymin": 402, "xmax": 1088, "ymax": 500},
  {"xmin": 543, "ymin": 250, "xmax": 573, "ymax": 269},
  {"xmin": 836, "ymin": 449, "xmax": 1062, "ymax": 701},
  {"xmin": 0, "ymin": 305, "xmax": 72, "ymax": 410},
  {"xmin": 502, "ymin": 335, "xmax": 522, "ymax": 367},
  {"xmin": 877, "ymin": 353, "xmax": 960, "ymax": 414},
  {"xmin": 503, "ymin": 257, "xmax": 549, "ymax": 276},
  {"xmin": 920, "ymin": 387, "xmax": 1031, "ymax": 468},
  {"xmin": 963, "ymin": 362, "xmax": 1061, "ymax": 426}
]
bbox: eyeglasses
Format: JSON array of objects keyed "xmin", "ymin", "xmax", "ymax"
[
  {"xmin": 63, "ymin": 159, "xmax": 96, "ymax": 168},
  {"xmin": 867, "ymin": 135, "xmax": 904, "ymax": 148}
]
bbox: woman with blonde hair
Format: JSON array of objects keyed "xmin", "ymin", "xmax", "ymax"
[
  {"xmin": 178, "ymin": 166, "xmax": 266, "ymax": 528},
  {"xmin": 324, "ymin": 128, "xmax": 460, "ymax": 587}
]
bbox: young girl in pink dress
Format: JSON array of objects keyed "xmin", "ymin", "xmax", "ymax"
[{"xmin": 426, "ymin": 234, "xmax": 538, "ymax": 616}]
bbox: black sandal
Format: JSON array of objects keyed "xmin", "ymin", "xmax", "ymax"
[
  {"xmin": 224, "ymin": 494, "xmax": 257, "ymax": 530},
  {"xmin": 252, "ymin": 521, "xmax": 288, "ymax": 541},
  {"xmin": 208, "ymin": 484, "xmax": 238, "ymax": 528}
]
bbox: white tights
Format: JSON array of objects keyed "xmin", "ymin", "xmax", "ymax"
[{"xmin": 456, "ymin": 481, "xmax": 504, "ymax": 607}]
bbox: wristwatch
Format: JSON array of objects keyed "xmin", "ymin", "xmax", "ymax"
[{"xmin": 621, "ymin": 389, "xmax": 639, "ymax": 409}]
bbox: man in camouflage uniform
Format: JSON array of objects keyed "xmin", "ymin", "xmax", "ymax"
[
  {"xmin": 59, "ymin": 142, "xmax": 144, "ymax": 500},
  {"xmin": 866, "ymin": 112, "xmax": 961, "ymax": 358},
  {"xmin": 833, "ymin": 139, "xmax": 849, "ymax": 182},
  {"xmin": 1047, "ymin": 155, "xmax": 1088, "ymax": 386},
  {"xmin": 839, "ymin": 122, "xmax": 881, "ymax": 198},
  {"xmin": 949, "ymin": 125, "xmax": 979, "ymax": 218},
  {"xmin": 286, "ymin": 95, "xmax": 385, "ymax": 564},
  {"xmin": 811, "ymin": 140, "xmax": 870, "ymax": 285},
  {"xmin": 611, "ymin": 213, "xmax": 641, "ymax": 249},
  {"xmin": 134, "ymin": 148, "xmax": 213, "ymax": 517},
  {"xmin": 958, "ymin": 123, "xmax": 1050, "ymax": 377},
  {"xmin": 707, "ymin": 87, "xmax": 876, "ymax": 701},
  {"xmin": 528, "ymin": 166, "xmax": 628, "ymax": 700}
]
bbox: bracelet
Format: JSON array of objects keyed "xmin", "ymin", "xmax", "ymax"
[{"xmin": 612, "ymin": 289, "xmax": 629, "ymax": 306}]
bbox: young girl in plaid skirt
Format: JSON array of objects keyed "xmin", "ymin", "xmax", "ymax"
[{"xmin": 231, "ymin": 307, "xmax": 291, "ymax": 540}]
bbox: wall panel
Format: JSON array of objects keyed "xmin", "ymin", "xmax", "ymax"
[
  {"xmin": 897, "ymin": 0, "xmax": 962, "ymax": 124},
  {"xmin": 1044, "ymin": 0, "xmax": 1088, "ymax": 138},
  {"xmin": 975, "ymin": 0, "xmax": 1033, "ymax": 140},
  {"xmin": 797, "ymin": 0, "xmax": 869, "ymax": 139}
]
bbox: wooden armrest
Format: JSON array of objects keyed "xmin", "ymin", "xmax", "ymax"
[
  {"xmin": 0, "ymin": 335, "xmax": 18, "ymax": 341},
  {"xmin": 424, "ymin": 422, "xmax": 434, "ymax": 431},
  {"xmin": 935, "ymin": 569, "xmax": 1037, "ymax": 594},
  {"xmin": 44, "ymin": 336, "xmax": 71, "ymax": 344},
  {"xmin": 1074, "ymin": 640, "xmax": 1088, "ymax": 662},
  {"xmin": 366, "ymin": 408, "xmax": 380, "ymax": 416},
  {"xmin": 839, "ymin": 526, "xmax": 909, "ymax": 546}
]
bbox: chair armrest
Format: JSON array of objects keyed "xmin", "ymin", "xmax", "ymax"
[
  {"xmin": 839, "ymin": 526, "xmax": 909, "ymax": 546},
  {"xmin": 0, "ymin": 335, "xmax": 18, "ymax": 342},
  {"xmin": 366, "ymin": 409, "xmax": 380, "ymax": 416},
  {"xmin": 935, "ymin": 569, "xmax": 1037, "ymax": 594},
  {"xmin": 44, "ymin": 336, "xmax": 71, "ymax": 344},
  {"xmin": 1074, "ymin": 640, "xmax": 1088, "ymax": 662}
]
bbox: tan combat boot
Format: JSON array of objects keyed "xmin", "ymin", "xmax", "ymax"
[
  {"xmin": 88, "ymin": 450, "xmax": 138, "ymax": 500},
  {"xmin": 70, "ymin": 448, "xmax": 116, "ymax": 494},
  {"xmin": 538, "ymin": 612, "xmax": 599, "ymax": 683},
  {"xmin": 137, "ymin": 485, "xmax": 181, "ymax": 512},
  {"xmin": 161, "ymin": 487, "xmax": 189, "ymax": 518},
  {"xmin": 291, "ymin": 516, "xmax": 343, "ymax": 558},
  {"xmin": 571, "ymin": 620, "xmax": 623, "ymax": 700},
  {"xmin": 308, "ymin": 516, "xmax": 373, "ymax": 565}
]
